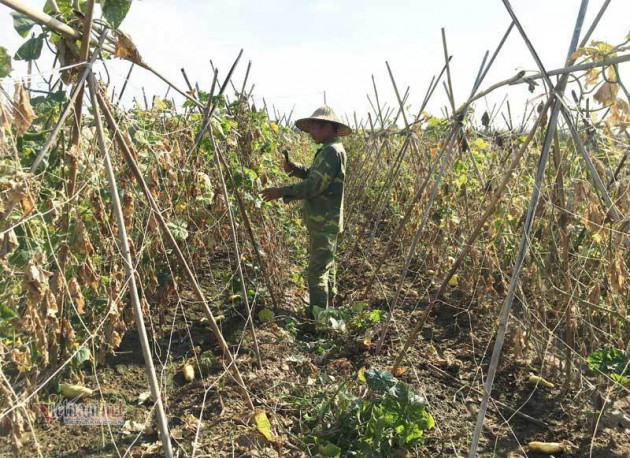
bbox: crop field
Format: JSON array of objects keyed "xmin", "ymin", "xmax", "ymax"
[{"xmin": 0, "ymin": 1, "xmax": 629, "ymax": 457}]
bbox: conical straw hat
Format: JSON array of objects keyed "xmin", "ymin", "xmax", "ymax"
[{"xmin": 295, "ymin": 105, "xmax": 352, "ymax": 136}]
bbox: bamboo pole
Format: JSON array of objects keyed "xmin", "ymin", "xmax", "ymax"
[
  {"xmin": 521, "ymin": 53, "xmax": 630, "ymax": 83},
  {"xmin": 239, "ymin": 60, "xmax": 252, "ymax": 100},
  {"xmin": 441, "ymin": 28, "xmax": 456, "ymax": 114},
  {"xmin": 87, "ymin": 74, "xmax": 173, "ymax": 458},
  {"xmin": 116, "ymin": 63, "xmax": 135, "ymax": 104},
  {"xmin": 94, "ymin": 87, "xmax": 255, "ymax": 410},
  {"xmin": 371, "ymin": 75, "xmax": 386, "ymax": 129}
]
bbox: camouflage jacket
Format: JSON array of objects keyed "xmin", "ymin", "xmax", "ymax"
[{"xmin": 279, "ymin": 137, "xmax": 347, "ymax": 234}]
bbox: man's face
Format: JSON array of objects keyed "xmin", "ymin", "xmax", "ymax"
[{"xmin": 309, "ymin": 121, "xmax": 335, "ymax": 144}]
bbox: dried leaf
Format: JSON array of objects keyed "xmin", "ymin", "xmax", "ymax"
[
  {"xmin": 51, "ymin": 35, "xmax": 81, "ymax": 85},
  {"xmin": 74, "ymin": 219, "xmax": 94, "ymax": 256},
  {"xmin": 78, "ymin": 257, "xmax": 99, "ymax": 290},
  {"xmin": 23, "ymin": 259, "xmax": 52, "ymax": 302},
  {"xmin": 586, "ymin": 202, "xmax": 605, "ymax": 230},
  {"xmin": 121, "ymin": 419, "xmax": 153, "ymax": 435},
  {"xmin": 20, "ymin": 194, "xmax": 34, "ymax": 216},
  {"xmin": 61, "ymin": 318, "xmax": 75, "ymax": 350},
  {"xmin": 113, "ymin": 30, "xmax": 146, "ymax": 66},
  {"xmin": 5, "ymin": 183, "xmax": 25, "ymax": 206},
  {"xmin": 326, "ymin": 358, "xmax": 352, "ymax": 375},
  {"xmin": 47, "ymin": 198, "xmax": 61, "ymax": 225},
  {"xmin": 610, "ymin": 252, "xmax": 627, "ymax": 293},
  {"xmin": 147, "ymin": 168, "xmax": 159, "ymax": 196},
  {"xmin": 12, "ymin": 82, "xmax": 35, "ymax": 134},
  {"xmin": 0, "ymin": 229, "xmax": 18, "ymax": 258},
  {"xmin": 616, "ymin": 98, "xmax": 630, "ymax": 115},
  {"xmin": 594, "ymin": 82, "xmax": 618, "ymax": 107},
  {"xmin": 122, "ymin": 192, "xmax": 134, "ymax": 231},
  {"xmin": 68, "ymin": 278, "xmax": 85, "ymax": 314},
  {"xmin": 585, "ymin": 68, "xmax": 601, "ymax": 88},
  {"xmin": 0, "ymin": 102, "xmax": 12, "ymax": 128},
  {"xmin": 44, "ymin": 289, "xmax": 57, "ymax": 318},
  {"xmin": 392, "ymin": 366, "xmax": 406, "ymax": 377},
  {"xmin": 10, "ymin": 348, "xmax": 32, "ymax": 373}
]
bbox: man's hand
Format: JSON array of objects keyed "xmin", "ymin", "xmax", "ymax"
[
  {"xmin": 282, "ymin": 150, "xmax": 292, "ymax": 173},
  {"xmin": 261, "ymin": 187, "xmax": 283, "ymax": 201}
]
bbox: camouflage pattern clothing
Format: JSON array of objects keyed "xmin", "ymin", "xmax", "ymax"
[{"xmin": 279, "ymin": 137, "xmax": 347, "ymax": 309}]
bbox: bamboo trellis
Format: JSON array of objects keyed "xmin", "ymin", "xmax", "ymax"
[{"xmin": 1, "ymin": 0, "xmax": 629, "ymax": 456}]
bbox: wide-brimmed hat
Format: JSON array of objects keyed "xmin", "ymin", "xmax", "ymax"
[{"xmin": 295, "ymin": 105, "xmax": 352, "ymax": 136}]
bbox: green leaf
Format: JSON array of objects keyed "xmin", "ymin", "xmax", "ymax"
[
  {"xmin": 71, "ymin": 347, "xmax": 91, "ymax": 368},
  {"xmin": 0, "ymin": 304, "xmax": 17, "ymax": 322},
  {"xmin": 311, "ymin": 305, "xmax": 326, "ymax": 322},
  {"xmin": 401, "ymin": 423, "xmax": 423, "ymax": 443},
  {"xmin": 367, "ymin": 309, "xmax": 384, "ymax": 323},
  {"xmin": 44, "ymin": 0, "xmax": 88, "ymax": 18},
  {"xmin": 198, "ymin": 350, "xmax": 218, "ymax": 373},
  {"xmin": 364, "ymin": 368, "xmax": 398, "ymax": 393},
  {"xmin": 258, "ymin": 308, "xmax": 275, "ymax": 323},
  {"xmin": 11, "ymin": 13, "xmax": 36, "ymax": 38},
  {"xmin": 586, "ymin": 348, "xmax": 628, "ymax": 377},
  {"xmin": 351, "ymin": 301, "xmax": 367, "ymax": 313},
  {"xmin": 31, "ymin": 89, "xmax": 68, "ymax": 114},
  {"xmin": 166, "ymin": 219, "xmax": 188, "ymax": 241},
  {"xmin": 14, "ymin": 35, "xmax": 44, "ymax": 61},
  {"xmin": 329, "ymin": 316, "xmax": 346, "ymax": 332},
  {"xmin": 0, "ymin": 46, "xmax": 12, "ymax": 77},
  {"xmin": 318, "ymin": 443, "xmax": 341, "ymax": 457},
  {"xmin": 419, "ymin": 409, "xmax": 435, "ymax": 430},
  {"xmin": 102, "ymin": 0, "xmax": 132, "ymax": 28}
]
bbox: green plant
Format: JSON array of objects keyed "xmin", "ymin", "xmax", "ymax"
[
  {"xmin": 312, "ymin": 302, "xmax": 386, "ymax": 335},
  {"xmin": 310, "ymin": 368, "xmax": 434, "ymax": 457},
  {"xmin": 586, "ymin": 347, "xmax": 629, "ymax": 384}
]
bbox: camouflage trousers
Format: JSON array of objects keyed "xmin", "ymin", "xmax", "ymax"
[{"xmin": 307, "ymin": 228, "xmax": 338, "ymax": 310}]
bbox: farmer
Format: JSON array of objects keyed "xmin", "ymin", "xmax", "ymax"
[{"xmin": 261, "ymin": 105, "xmax": 350, "ymax": 315}]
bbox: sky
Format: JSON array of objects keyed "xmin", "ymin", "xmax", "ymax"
[{"xmin": 1, "ymin": 0, "xmax": 629, "ymax": 128}]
